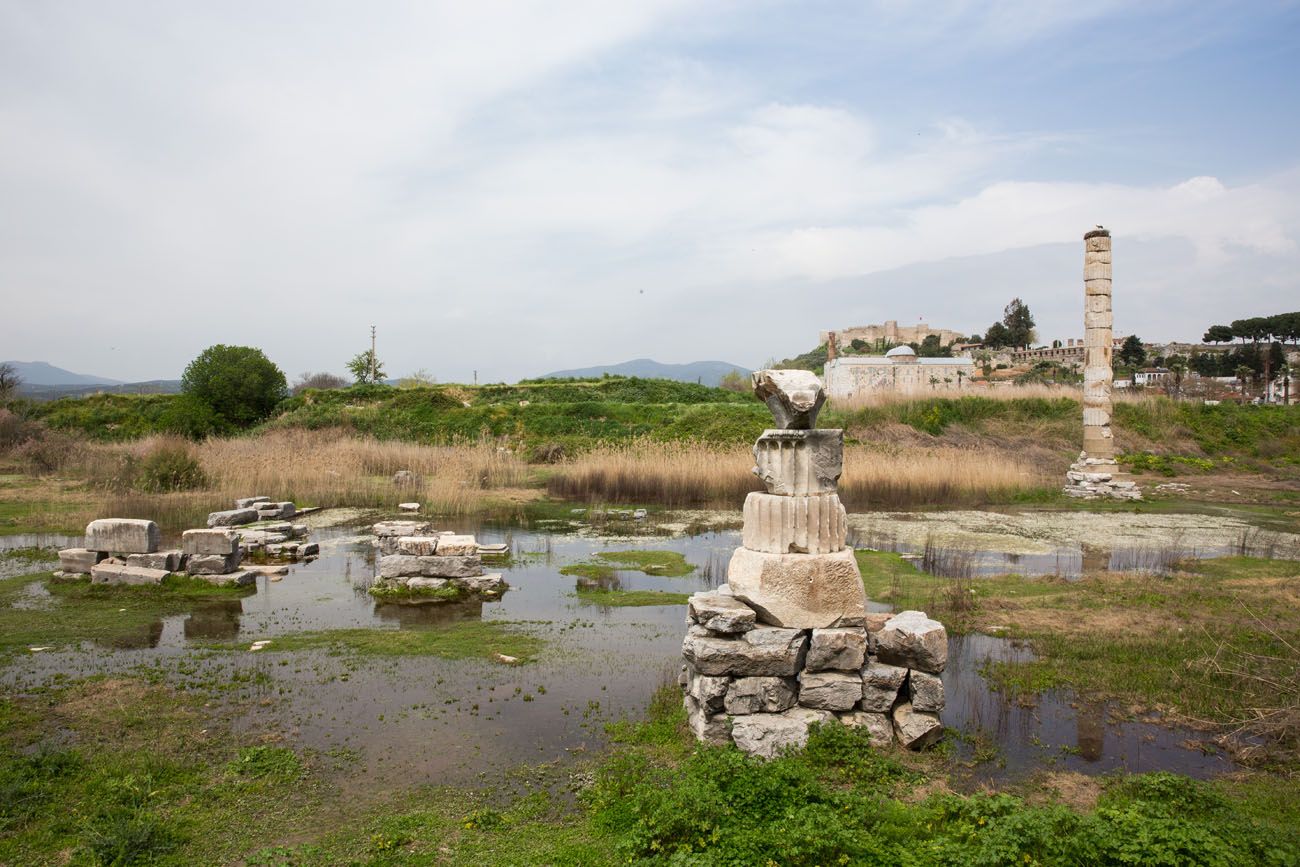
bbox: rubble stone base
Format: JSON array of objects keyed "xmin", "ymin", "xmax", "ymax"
[{"xmin": 1062, "ymin": 453, "xmax": 1142, "ymax": 500}]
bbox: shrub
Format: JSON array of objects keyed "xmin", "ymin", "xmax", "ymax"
[
  {"xmin": 135, "ymin": 440, "xmax": 207, "ymax": 492},
  {"xmin": 157, "ymin": 393, "xmax": 226, "ymax": 440},
  {"xmin": 181, "ymin": 344, "xmax": 288, "ymax": 428},
  {"xmin": 13, "ymin": 428, "xmax": 84, "ymax": 474}
]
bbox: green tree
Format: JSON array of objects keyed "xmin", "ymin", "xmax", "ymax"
[
  {"xmin": 1235, "ymin": 364, "xmax": 1254, "ymax": 403},
  {"xmin": 180, "ymin": 345, "xmax": 287, "ymax": 428},
  {"xmin": 0, "ymin": 362, "xmax": 20, "ymax": 400},
  {"xmin": 1001, "ymin": 298, "xmax": 1036, "ymax": 348},
  {"xmin": 347, "ymin": 350, "xmax": 387, "ymax": 385},
  {"xmin": 916, "ymin": 334, "xmax": 952, "ymax": 358},
  {"xmin": 1203, "ymin": 324, "xmax": 1234, "ymax": 344},
  {"xmin": 1119, "ymin": 335, "xmax": 1147, "ymax": 369},
  {"xmin": 983, "ymin": 322, "xmax": 1013, "ymax": 349}
]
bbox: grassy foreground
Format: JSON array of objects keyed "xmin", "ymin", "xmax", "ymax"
[{"xmin": 2, "ymin": 676, "xmax": 1296, "ymax": 866}]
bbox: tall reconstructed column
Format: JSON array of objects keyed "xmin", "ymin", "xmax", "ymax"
[
  {"xmin": 1082, "ymin": 227, "xmax": 1115, "ymax": 460},
  {"xmin": 1064, "ymin": 227, "xmax": 1141, "ymax": 500}
]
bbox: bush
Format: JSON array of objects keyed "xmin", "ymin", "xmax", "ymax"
[
  {"xmin": 157, "ymin": 394, "xmax": 227, "ymax": 440},
  {"xmin": 135, "ymin": 440, "xmax": 207, "ymax": 492},
  {"xmin": 181, "ymin": 345, "xmax": 288, "ymax": 428},
  {"xmin": 13, "ymin": 428, "xmax": 84, "ymax": 474}
]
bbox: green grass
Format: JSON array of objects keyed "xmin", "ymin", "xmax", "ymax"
[
  {"xmin": 593, "ymin": 550, "xmax": 695, "ymax": 577},
  {"xmin": 213, "ymin": 621, "xmax": 545, "ymax": 662},
  {"xmin": 573, "ymin": 588, "xmax": 690, "ymax": 607},
  {"xmin": 0, "ymin": 572, "xmax": 254, "ymax": 655},
  {"xmin": 2, "ymin": 673, "xmax": 1298, "ymax": 865},
  {"xmin": 558, "ymin": 562, "xmax": 616, "ymax": 581},
  {"xmin": 0, "ymin": 497, "xmax": 88, "ymax": 535}
]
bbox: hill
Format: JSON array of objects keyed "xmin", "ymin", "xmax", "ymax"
[
  {"xmin": 3, "ymin": 360, "xmax": 123, "ymax": 387},
  {"xmin": 539, "ymin": 358, "xmax": 749, "ymax": 387}
]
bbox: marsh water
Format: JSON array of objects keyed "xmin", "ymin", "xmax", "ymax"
[{"xmin": 1, "ymin": 511, "xmax": 1242, "ymax": 787}]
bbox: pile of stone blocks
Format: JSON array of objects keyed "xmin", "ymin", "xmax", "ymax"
[
  {"xmin": 207, "ymin": 496, "xmax": 297, "ymax": 528},
  {"xmin": 370, "ymin": 522, "xmax": 506, "ymax": 598},
  {"xmin": 679, "ymin": 370, "xmax": 949, "ymax": 758},
  {"xmin": 1063, "ymin": 452, "xmax": 1141, "ymax": 500},
  {"xmin": 55, "ymin": 519, "xmax": 254, "ymax": 587},
  {"xmin": 181, "ymin": 529, "xmax": 258, "ymax": 586},
  {"xmin": 236, "ymin": 522, "xmax": 317, "ymax": 560}
]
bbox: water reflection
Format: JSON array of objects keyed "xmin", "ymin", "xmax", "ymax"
[
  {"xmin": 183, "ymin": 600, "xmax": 244, "ymax": 641},
  {"xmin": 374, "ymin": 598, "xmax": 484, "ymax": 627}
]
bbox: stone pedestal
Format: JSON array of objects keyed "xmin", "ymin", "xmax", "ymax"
[{"xmin": 680, "ymin": 369, "xmax": 949, "ymax": 756}]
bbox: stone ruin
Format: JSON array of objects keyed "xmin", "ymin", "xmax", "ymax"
[
  {"xmin": 680, "ymin": 369, "xmax": 949, "ymax": 757},
  {"xmin": 208, "ymin": 496, "xmax": 300, "ymax": 528},
  {"xmin": 57, "ymin": 519, "xmax": 257, "ymax": 587},
  {"xmin": 370, "ymin": 520, "xmax": 506, "ymax": 598},
  {"xmin": 1063, "ymin": 227, "xmax": 1141, "ymax": 501}
]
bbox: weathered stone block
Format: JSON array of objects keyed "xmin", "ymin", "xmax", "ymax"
[
  {"xmin": 751, "ymin": 369, "xmax": 826, "ymax": 429},
  {"xmin": 373, "ymin": 520, "xmax": 432, "ymax": 537},
  {"xmin": 686, "ymin": 668, "xmax": 731, "ymax": 714},
  {"xmin": 435, "ymin": 534, "xmax": 479, "ymax": 556},
  {"xmin": 457, "ymin": 573, "xmax": 505, "ymax": 594},
  {"xmin": 798, "ymin": 671, "xmax": 863, "ymax": 711},
  {"xmin": 406, "ymin": 577, "xmax": 449, "ymax": 591},
  {"xmin": 752, "ymin": 429, "xmax": 843, "ymax": 496},
  {"xmin": 742, "ymin": 492, "xmax": 846, "ymax": 554},
  {"xmin": 378, "ymin": 554, "xmax": 483, "ymax": 579},
  {"xmin": 396, "ymin": 536, "xmax": 441, "ymax": 556},
  {"xmin": 724, "ymin": 676, "xmax": 798, "ymax": 715},
  {"xmin": 299, "ymin": 542, "xmax": 320, "ymax": 556},
  {"xmin": 187, "ymin": 552, "xmax": 241, "ymax": 575},
  {"xmin": 58, "ymin": 548, "xmax": 102, "ymax": 574},
  {"xmin": 207, "ymin": 509, "xmax": 258, "ymax": 528},
  {"xmin": 875, "ymin": 610, "xmax": 947, "ymax": 673},
  {"xmin": 235, "ymin": 496, "xmax": 271, "ymax": 509},
  {"xmin": 681, "ymin": 625, "xmax": 808, "ymax": 677},
  {"xmin": 684, "ymin": 695, "xmax": 731, "ymax": 746},
  {"xmin": 85, "ymin": 519, "xmax": 160, "ymax": 554},
  {"xmin": 730, "ymin": 707, "xmax": 834, "ymax": 759},
  {"xmin": 183, "ymin": 529, "xmax": 238, "ymax": 557},
  {"xmin": 687, "ymin": 592, "xmax": 756, "ymax": 634},
  {"xmin": 727, "ymin": 547, "xmax": 866, "ymax": 629},
  {"xmin": 909, "ymin": 671, "xmax": 945, "ymax": 712},
  {"xmin": 838, "ymin": 711, "xmax": 893, "ymax": 748},
  {"xmin": 91, "ymin": 562, "xmax": 168, "ymax": 586},
  {"xmin": 864, "ymin": 612, "xmax": 892, "ymax": 653},
  {"xmin": 892, "ymin": 702, "xmax": 942, "ymax": 750},
  {"xmin": 806, "ymin": 627, "xmax": 867, "ymax": 671},
  {"xmin": 861, "ymin": 660, "xmax": 908, "ymax": 712},
  {"xmin": 193, "ymin": 570, "xmax": 257, "ymax": 588},
  {"xmin": 127, "ymin": 551, "xmax": 182, "ymax": 572}
]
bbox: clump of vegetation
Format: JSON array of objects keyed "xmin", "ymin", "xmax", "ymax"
[
  {"xmin": 223, "ymin": 621, "xmax": 545, "ymax": 662},
  {"xmin": 368, "ymin": 583, "xmax": 466, "ymax": 603},
  {"xmin": 595, "ymin": 550, "xmax": 695, "ymax": 577},
  {"xmin": 227, "ymin": 746, "xmax": 304, "ymax": 781},
  {"xmin": 574, "ymin": 588, "xmax": 690, "ymax": 607},
  {"xmin": 134, "ymin": 438, "xmax": 208, "ymax": 492}
]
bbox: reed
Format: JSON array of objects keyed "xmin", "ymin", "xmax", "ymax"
[{"xmin": 545, "ymin": 439, "xmax": 1050, "ymax": 508}]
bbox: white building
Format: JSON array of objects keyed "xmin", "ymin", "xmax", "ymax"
[{"xmin": 824, "ymin": 345, "xmax": 976, "ymax": 398}]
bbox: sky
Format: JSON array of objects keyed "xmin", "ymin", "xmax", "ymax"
[{"xmin": 2, "ymin": 0, "xmax": 1298, "ymax": 384}]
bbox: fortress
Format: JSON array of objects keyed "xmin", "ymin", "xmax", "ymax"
[{"xmin": 819, "ymin": 321, "xmax": 966, "ymax": 350}]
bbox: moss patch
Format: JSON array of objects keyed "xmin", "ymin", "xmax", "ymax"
[
  {"xmin": 574, "ymin": 588, "xmax": 690, "ymax": 607},
  {"xmin": 214, "ymin": 621, "xmax": 545, "ymax": 662},
  {"xmin": 593, "ymin": 549, "xmax": 695, "ymax": 577}
]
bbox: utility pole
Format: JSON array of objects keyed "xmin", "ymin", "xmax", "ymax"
[{"xmin": 370, "ymin": 325, "xmax": 377, "ymax": 384}]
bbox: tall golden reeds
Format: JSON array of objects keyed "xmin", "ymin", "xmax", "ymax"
[{"xmin": 545, "ymin": 439, "xmax": 1050, "ymax": 509}]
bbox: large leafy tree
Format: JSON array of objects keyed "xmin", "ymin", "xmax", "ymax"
[
  {"xmin": 1001, "ymin": 298, "xmax": 1036, "ymax": 348},
  {"xmin": 180, "ymin": 345, "xmax": 288, "ymax": 428},
  {"xmin": 1202, "ymin": 324, "xmax": 1234, "ymax": 344},
  {"xmin": 982, "ymin": 321, "xmax": 1013, "ymax": 349}
]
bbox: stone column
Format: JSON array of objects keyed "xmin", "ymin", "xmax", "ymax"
[
  {"xmin": 1064, "ymin": 227, "xmax": 1141, "ymax": 500},
  {"xmin": 1082, "ymin": 228, "xmax": 1115, "ymax": 460}
]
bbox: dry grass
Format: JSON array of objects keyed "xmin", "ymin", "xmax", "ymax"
[
  {"xmin": 31, "ymin": 430, "xmax": 537, "ymax": 531},
  {"xmin": 546, "ymin": 439, "xmax": 1050, "ymax": 508}
]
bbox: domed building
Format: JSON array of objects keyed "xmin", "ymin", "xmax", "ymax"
[{"xmin": 824, "ymin": 342, "xmax": 975, "ymax": 398}]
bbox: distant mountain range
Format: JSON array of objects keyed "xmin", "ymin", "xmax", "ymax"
[
  {"xmin": 3, "ymin": 360, "xmax": 180, "ymax": 400},
  {"xmin": 539, "ymin": 358, "xmax": 750, "ymax": 387},
  {"xmin": 4, "ymin": 360, "xmax": 123, "ymax": 387}
]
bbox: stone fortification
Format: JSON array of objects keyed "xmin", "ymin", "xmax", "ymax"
[
  {"xmin": 1064, "ymin": 228, "xmax": 1141, "ymax": 500},
  {"xmin": 681, "ymin": 370, "xmax": 948, "ymax": 756}
]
